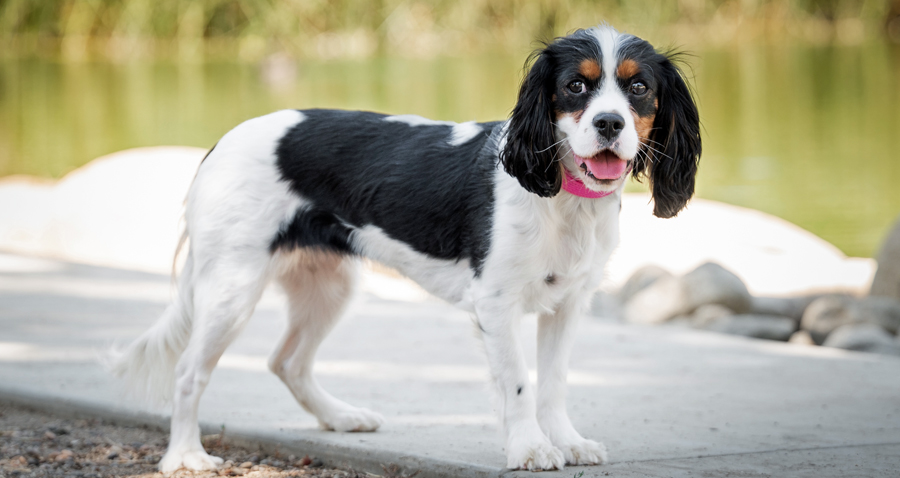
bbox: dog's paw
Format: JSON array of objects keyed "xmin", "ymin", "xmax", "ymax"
[
  {"xmin": 318, "ymin": 406, "xmax": 384, "ymax": 432},
  {"xmin": 158, "ymin": 449, "xmax": 223, "ymax": 473},
  {"xmin": 539, "ymin": 411, "xmax": 608, "ymax": 466},
  {"xmin": 556, "ymin": 437, "xmax": 608, "ymax": 466},
  {"xmin": 506, "ymin": 425, "xmax": 565, "ymax": 471}
]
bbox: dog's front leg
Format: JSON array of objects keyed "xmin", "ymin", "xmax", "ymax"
[
  {"xmin": 476, "ymin": 299, "xmax": 565, "ymax": 471},
  {"xmin": 536, "ymin": 298, "xmax": 608, "ymax": 466}
]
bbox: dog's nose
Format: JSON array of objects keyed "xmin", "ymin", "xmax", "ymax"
[{"xmin": 593, "ymin": 113, "xmax": 625, "ymax": 141}]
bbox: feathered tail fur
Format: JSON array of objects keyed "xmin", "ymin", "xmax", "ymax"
[{"xmin": 105, "ymin": 231, "xmax": 194, "ymax": 407}]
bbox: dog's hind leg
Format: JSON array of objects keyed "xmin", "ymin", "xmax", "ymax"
[
  {"xmin": 268, "ymin": 250, "xmax": 384, "ymax": 432},
  {"xmin": 158, "ymin": 253, "xmax": 273, "ymax": 473}
]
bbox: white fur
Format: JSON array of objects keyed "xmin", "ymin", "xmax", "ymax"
[
  {"xmin": 449, "ymin": 121, "xmax": 482, "ymax": 146},
  {"xmin": 384, "ymin": 114, "xmax": 454, "ymax": 127},
  {"xmin": 384, "ymin": 115, "xmax": 480, "ymax": 147},
  {"xmin": 110, "ymin": 25, "xmax": 644, "ymax": 474},
  {"xmin": 471, "ymin": 170, "xmax": 617, "ymax": 470},
  {"xmin": 351, "ymin": 225, "xmax": 475, "ymax": 306}
]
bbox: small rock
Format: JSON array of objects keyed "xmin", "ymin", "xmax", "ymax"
[
  {"xmin": 224, "ymin": 460, "xmax": 234, "ymax": 467},
  {"xmin": 624, "ymin": 274, "xmax": 683, "ymax": 324},
  {"xmin": 788, "ymin": 330, "xmax": 815, "ymax": 345},
  {"xmin": 688, "ymin": 304, "xmax": 735, "ymax": 328},
  {"xmin": 625, "ymin": 262, "xmax": 751, "ymax": 324},
  {"xmin": 55, "ymin": 450, "xmax": 74, "ymax": 462},
  {"xmin": 860, "ymin": 296, "xmax": 900, "ymax": 333},
  {"xmin": 299, "ymin": 455, "xmax": 312, "ymax": 466},
  {"xmin": 106, "ymin": 451, "xmax": 118, "ymax": 460},
  {"xmin": 248, "ymin": 454, "xmax": 260, "ymax": 464},
  {"xmin": 618, "ymin": 265, "xmax": 674, "ymax": 303},
  {"xmin": 43, "ymin": 431, "xmax": 57, "ymax": 440},
  {"xmin": 822, "ymin": 323, "xmax": 900, "ymax": 356},
  {"xmin": 751, "ymin": 295, "xmax": 823, "ymax": 320},
  {"xmin": 703, "ymin": 314, "xmax": 796, "ymax": 341},
  {"xmin": 871, "ymin": 214, "xmax": 900, "ymax": 299},
  {"xmin": 681, "ymin": 263, "xmax": 753, "ymax": 313},
  {"xmin": 309, "ymin": 458, "xmax": 323, "ymax": 468},
  {"xmin": 239, "ymin": 462, "xmax": 253, "ymax": 469},
  {"xmin": 589, "ymin": 291, "xmax": 621, "ymax": 319},
  {"xmin": 801, "ymin": 295, "xmax": 900, "ymax": 343}
]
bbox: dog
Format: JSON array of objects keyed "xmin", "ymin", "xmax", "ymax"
[{"xmin": 110, "ymin": 24, "xmax": 700, "ymax": 472}]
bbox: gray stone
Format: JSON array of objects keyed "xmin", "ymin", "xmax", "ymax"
[
  {"xmin": 703, "ymin": 314, "xmax": 797, "ymax": 341},
  {"xmin": 624, "ymin": 262, "xmax": 751, "ymax": 324},
  {"xmin": 788, "ymin": 330, "xmax": 816, "ymax": 345},
  {"xmin": 624, "ymin": 274, "xmax": 683, "ymax": 324},
  {"xmin": 681, "ymin": 262, "xmax": 753, "ymax": 313},
  {"xmin": 801, "ymin": 295, "xmax": 900, "ymax": 344},
  {"xmin": 688, "ymin": 304, "xmax": 735, "ymax": 328},
  {"xmin": 862, "ymin": 296, "xmax": 900, "ymax": 333},
  {"xmin": 589, "ymin": 291, "xmax": 621, "ymax": 320},
  {"xmin": 750, "ymin": 295, "xmax": 823, "ymax": 320},
  {"xmin": 822, "ymin": 323, "xmax": 900, "ymax": 356},
  {"xmin": 871, "ymin": 214, "xmax": 900, "ymax": 299},
  {"xmin": 617, "ymin": 265, "xmax": 673, "ymax": 303}
]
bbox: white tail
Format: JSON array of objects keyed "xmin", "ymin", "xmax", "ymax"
[{"xmin": 106, "ymin": 241, "xmax": 195, "ymax": 407}]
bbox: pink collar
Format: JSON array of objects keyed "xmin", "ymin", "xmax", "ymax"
[{"xmin": 562, "ymin": 169, "xmax": 616, "ymax": 199}]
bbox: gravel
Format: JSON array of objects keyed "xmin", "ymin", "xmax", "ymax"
[{"xmin": 0, "ymin": 404, "xmax": 387, "ymax": 478}]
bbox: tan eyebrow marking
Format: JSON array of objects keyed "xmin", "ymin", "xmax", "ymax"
[
  {"xmin": 579, "ymin": 59, "xmax": 601, "ymax": 80},
  {"xmin": 617, "ymin": 59, "xmax": 640, "ymax": 79}
]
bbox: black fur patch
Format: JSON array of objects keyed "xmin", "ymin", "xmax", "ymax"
[
  {"xmin": 502, "ymin": 29, "xmax": 606, "ymax": 198},
  {"xmin": 618, "ymin": 39, "xmax": 702, "ymax": 219},
  {"xmin": 273, "ymin": 109, "xmax": 501, "ymax": 275},
  {"xmin": 270, "ymin": 207, "xmax": 355, "ymax": 255}
]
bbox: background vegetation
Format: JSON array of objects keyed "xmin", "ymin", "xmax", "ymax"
[
  {"xmin": 2, "ymin": 0, "xmax": 900, "ymax": 61},
  {"xmin": 1, "ymin": 0, "xmax": 899, "ymax": 257}
]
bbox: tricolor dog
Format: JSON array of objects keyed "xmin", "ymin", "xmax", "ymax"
[{"xmin": 111, "ymin": 24, "xmax": 701, "ymax": 472}]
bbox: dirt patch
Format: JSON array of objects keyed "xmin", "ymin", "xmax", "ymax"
[{"xmin": 0, "ymin": 403, "xmax": 393, "ymax": 478}]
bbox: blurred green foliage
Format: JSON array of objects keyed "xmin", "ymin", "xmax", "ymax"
[{"xmin": 2, "ymin": 0, "xmax": 900, "ymax": 60}]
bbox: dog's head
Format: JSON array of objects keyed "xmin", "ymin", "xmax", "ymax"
[{"xmin": 501, "ymin": 25, "xmax": 701, "ymax": 218}]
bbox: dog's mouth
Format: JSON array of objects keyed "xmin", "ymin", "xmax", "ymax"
[{"xmin": 573, "ymin": 150, "xmax": 632, "ymax": 182}]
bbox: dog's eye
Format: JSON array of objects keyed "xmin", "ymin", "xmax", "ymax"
[
  {"xmin": 566, "ymin": 81, "xmax": 585, "ymax": 94},
  {"xmin": 630, "ymin": 82, "xmax": 648, "ymax": 96}
]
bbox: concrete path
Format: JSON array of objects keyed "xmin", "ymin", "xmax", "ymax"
[{"xmin": 1, "ymin": 252, "xmax": 899, "ymax": 477}]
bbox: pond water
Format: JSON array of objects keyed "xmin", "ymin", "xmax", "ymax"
[{"xmin": 1, "ymin": 43, "xmax": 899, "ymax": 258}]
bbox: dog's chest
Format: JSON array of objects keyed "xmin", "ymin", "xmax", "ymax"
[{"xmin": 513, "ymin": 197, "xmax": 620, "ymax": 313}]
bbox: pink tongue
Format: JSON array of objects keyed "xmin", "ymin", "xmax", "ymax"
[{"xmin": 577, "ymin": 152, "xmax": 628, "ymax": 179}]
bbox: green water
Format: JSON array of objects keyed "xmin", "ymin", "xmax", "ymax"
[{"xmin": 1, "ymin": 44, "xmax": 899, "ymax": 257}]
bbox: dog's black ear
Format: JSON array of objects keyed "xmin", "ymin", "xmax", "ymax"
[
  {"xmin": 643, "ymin": 54, "xmax": 701, "ymax": 218},
  {"xmin": 500, "ymin": 48, "xmax": 561, "ymax": 197}
]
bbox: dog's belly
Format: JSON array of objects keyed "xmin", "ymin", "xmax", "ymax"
[{"xmin": 351, "ymin": 224, "xmax": 477, "ymax": 307}]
